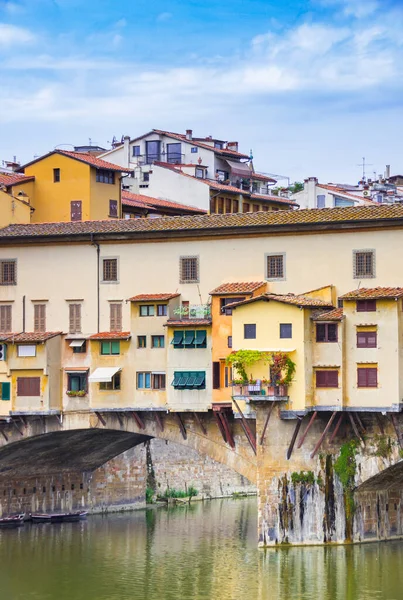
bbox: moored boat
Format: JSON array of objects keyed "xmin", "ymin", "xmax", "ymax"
[
  {"xmin": 30, "ymin": 513, "xmax": 51, "ymax": 524},
  {"xmin": 0, "ymin": 513, "xmax": 25, "ymax": 527},
  {"xmin": 30, "ymin": 511, "xmax": 88, "ymax": 524}
]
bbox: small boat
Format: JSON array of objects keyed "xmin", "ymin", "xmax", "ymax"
[
  {"xmin": 0, "ymin": 513, "xmax": 25, "ymax": 528},
  {"xmin": 50, "ymin": 511, "xmax": 88, "ymax": 523},
  {"xmin": 30, "ymin": 513, "xmax": 51, "ymax": 524}
]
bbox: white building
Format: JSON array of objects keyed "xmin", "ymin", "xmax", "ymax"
[{"xmin": 291, "ymin": 177, "xmax": 376, "ymax": 210}]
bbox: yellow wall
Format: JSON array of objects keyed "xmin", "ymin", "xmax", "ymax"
[
  {"xmin": 89, "ymin": 339, "xmax": 131, "ymax": 409},
  {"xmin": 0, "ymin": 189, "xmax": 31, "ymax": 226},
  {"xmin": 89, "ymin": 167, "xmax": 121, "ymax": 220}
]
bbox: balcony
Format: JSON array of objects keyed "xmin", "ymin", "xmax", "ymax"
[
  {"xmin": 170, "ymin": 304, "xmax": 211, "ymax": 320},
  {"xmin": 131, "ymin": 153, "xmax": 185, "ymax": 166},
  {"xmin": 232, "ymin": 381, "xmax": 289, "ymax": 402}
]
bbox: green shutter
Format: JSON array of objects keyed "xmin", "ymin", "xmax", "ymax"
[
  {"xmin": 194, "ymin": 373, "xmax": 206, "ymax": 389},
  {"xmin": 1, "ymin": 382, "xmax": 10, "ymax": 401},
  {"xmin": 100, "ymin": 341, "xmax": 110, "ymax": 355},
  {"xmin": 183, "ymin": 330, "xmax": 195, "ymax": 347},
  {"xmin": 172, "ymin": 331, "xmax": 184, "ymax": 347},
  {"xmin": 195, "ymin": 330, "xmax": 207, "ymax": 348},
  {"xmin": 187, "ymin": 373, "xmax": 197, "ymax": 388},
  {"xmin": 172, "ymin": 372, "xmax": 182, "ymax": 387},
  {"xmin": 111, "ymin": 341, "xmax": 120, "ymax": 355},
  {"xmin": 177, "ymin": 373, "xmax": 189, "ymax": 388}
]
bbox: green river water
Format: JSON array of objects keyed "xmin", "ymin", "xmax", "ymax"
[{"xmin": 0, "ymin": 498, "xmax": 402, "ymax": 600}]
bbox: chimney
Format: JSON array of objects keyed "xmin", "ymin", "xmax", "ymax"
[
  {"xmin": 227, "ymin": 141, "xmax": 239, "ymax": 152},
  {"xmin": 186, "ymin": 129, "xmax": 192, "ymax": 141},
  {"xmin": 385, "ymin": 165, "xmax": 391, "ymax": 179},
  {"xmin": 123, "ymin": 135, "xmax": 130, "ymax": 168}
]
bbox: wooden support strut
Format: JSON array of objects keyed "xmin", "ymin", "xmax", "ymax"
[
  {"xmin": 375, "ymin": 413, "xmax": 385, "ymax": 435},
  {"xmin": 175, "ymin": 413, "xmax": 187, "ymax": 440},
  {"xmin": 154, "ymin": 412, "xmax": 164, "ymax": 432},
  {"xmin": 287, "ymin": 417, "xmax": 303, "ymax": 460},
  {"xmin": 297, "ymin": 411, "xmax": 318, "ymax": 449},
  {"xmin": 348, "ymin": 412, "xmax": 365, "ymax": 447},
  {"xmin": 390, "ymin": 414, "xmax": 403, "ymax": 449},
  {"xmin": 310, "ymin": 412, "xmax": 338, "ymax": 459},
  {"xmin": 329, "ymin": 412, "xmax": 344, "ymax": 443},
  {"xmin": 354, "ymin": 412, "xmax": 366, "ymax": 434},
  {"xmin": 193, "ymin": 412, "xmax": 207, "ymax": 436},
  {"xmin": 132, "ymin": 411, "xmax": 145, "ymax": 430},
  {"xmin": 259, "ymin": 403, "xmax": 275, "ymax": 446},
  {"xmin": 232, "ymin": 399, "xmax": 256, "ymax": 455},
  {"xmin": 12, "ymin": 420, "xmax": 24, "ymax": 437},
  {"xmin": 218, "ymin": 411, "xmax": 235, "ymax": 449},
  {"xmin": 116, "ymin": 412, "xmax": 124, "ymax": 428},
  {"xmin": 214, "ymin": 411, "xmax": 227, "ymax": 443},
  {"xmin": 95, "ymin": 411, "xmax": 106, "ymax": 426},
  {"xmin": 0, "ymin": 427, "xmax": 8, "ymax": 441}
]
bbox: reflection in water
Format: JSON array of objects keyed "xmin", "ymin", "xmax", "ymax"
[{"xmin": 0, "ymin": 498, "xmax": 402, "ymax": 600}]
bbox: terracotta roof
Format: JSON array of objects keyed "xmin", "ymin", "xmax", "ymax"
[
  {"xmin": 340, "ymin": 287, "xmax": 403, "ymax": 300},
  {"xmin": 152, "ymin": 130, "xmax": 250, "ymax": 159},
  {"xmin": 317, "ymin": 183, "xmax": 376, "ymax": 204},
  {"xmin": 312, "ymin": 308, "xmax": 344, "ymax": 321},
  {"xmin": 251, "ymin": 173, "xmax": 277, "ymax": 183},
  {"xmin": 0, "ymin": 173, "xmax": 35, "ymax": 187},
  {"xmin": 250, "ymin": 193, "xmax": 298, "ymax": 207},
  {"xmin": 128, "ymin": 293, "xmax": 180, "ymax": 302},
  {"xmin": 122, "ymin": 191, "xmax": 206, "ymax": 214},
  {"xmin": 210, "ymin": 281, "xmax": 266, "ymax": 295},
  {"xmin": 164, "ymin": 319, "xmax": 212, "ymax": 327},
  {"xmin": 89, "ymin": 332, "xmax": 131, "ymax": 340},
  {"xmin": 2, "ymin": 205, "xmax": 403, "ymax": 241},
  {"xmin": 3, "ymin": 332, "xmax": 62, "ymax": 342},
  {"xmin": 227, "ymin": 293, "xmax": 334, "ymax": 310},
  {"xmin": 18, "ymin": 150, "xmax": 129, "ymax": 174}
]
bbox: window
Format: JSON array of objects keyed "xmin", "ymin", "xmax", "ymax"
[
  {"xmin": 357, "ymin": 367, "xmax": 377, "ymax": 388},
  {"xmin": 67, "ymin": 373, "xmax": 87, "ymax": 392},
  {"xmin": 227, "ymin": 336, "xmax": 232, "ymax": 348},
  {"xmin": 69, "ymin": 304, "xmax": 81, "ymax": 333},
  {"xmin": 109, "ymin": 200, "xmax": 118, "ymax": 217},
  {"xmin": 137, "ymin": 336, "xmax": 146, "ymax": 348},
  {"xmin": 72, "ymin": 340, "xmax": 86, "ymax": 354},
  {"xmin": 195, "ymin": 167, "xmax": 204, "ymax": 179},
  {"xmin": 224, "ymin": 366, "xmax": 232, "ymax": 388},
  {"xmin": 253, "ymin": 204, "xmax": 260, "ymax": 212},
  {"xmin": 225, "ymin": 199, "xmax": 232, "ymax": 214},
  {"xmin": 132, "ymin": 145, "xmax": 140, "ymax": 157},
  {"xmin": 145, "ymin": 140, "xmax": 161, "ymax": 163},
  {"xmin": 191, "ymin": 147, "xmax": 198, "ymax": 153},
  {"xmin": 316, "ymin": 370, "xmax": 339, "ymax": 388},
  {"xmin": 214, "ymin": 142, "xmax": 224, "ymax": 149},
  {"xmin": 316, "ymin": 194, "xmax": 325, "ymax": 208},
  {"xmin": 157, "ymin": 304, "xmax": 167, "ymax": 316},
  {"xmin": 137, "ymin": 372, "xmax": 151, "ymax": 389},
  {"xmin": 140, "ymin": 304, "xmax": 155, "ymax": 317},
  {"xmin": 266, "ymin": 254, "xmax": 285, "ymax": 280},
  {"xmin": 280, "ymin": 323, "xmax": 292, "ymax": 339},
  {"xmin": 337, "ymin": 298, "xmax": 343, "ymax": 309},
  {"xmin": 143, "ymin": 172, "xmax": 150, "ymax": 182},
  {"xmin": 0, "ymin": 260, "xmax": 16, "ymax": 285},
  {"xmin": 172, "ymin": 329, "xmax": 207, "ymax": 349},
  {"xmin": 172, "ymin": 371, "xmax": 206, "ymax": 390},
  {"xmin": 0, "ymin": 305, "xmax": 12, "ymax": 332},
  {"xmin": 357, "ymin": 331, "xmax": 377, "ymax": 348},
  {"xmin": 220, "ymin": 297, "xmax": 245, "ymax": 315},
  {"xmin": 17, "ymin": 345, "xmax": 36, "ymax": 357},
  {"xmin": 100, "ymin": 341, "xmax": 120, "ymax": 355},
  {"xmin": 243, "ymin": 202, "xmax": 250, "ymax": 213},
  {"xmin": 233, "ymin": 199, "xmax": 239, "ymax": 212},
  {"xmin": 33, "ymin": 304, "xmax": 46, "ymax": 333},
  {"xmin": 213, "ymin": 362, "xmax": 220, "ymax": 389},
  {"xmin": 17, "ymin": 377, "xmax": 40, "ymax": 396},
  {"xmin": 180, "ymin": 256, "xmax": 199, "ymax": 283},
  {"xmin": 100, "ymin": 372, "xmax": 121, "ymax": 390},
  {"xmin": 0, "ymin": 382, "xmax": 10, "ymax": 401},
  {"xmin": 354, "ymin": 250, "xmax": 375, "ymax": 278},
  {"xmin": 216, "ymin": 169, "xmax": 228, "ymax": 181},
  {"xmin": 316, "ymin": 323, "xmax": 338, "ymax": 343},
  {"xmin": 356, "ymin": 299, "xmax": 376, "ymax": 312},
  {"xmin": 110, "ymin": 303, "xmax": 122, "ymax": 332},
  {"xmin": 96, "ymin": 169, "xmax": 115, "ymax": 184},
  {"xmin": 53, "ymin": 168, "xmax": 60, "ymax": 183},
  {"xmin": 244, "ymin": 324, "xmax": 256, "ymax": 339},
  {"xmin": 217, "ymin": 197, "xmax": 224, "ymax": 214},
  {"xmin": 70, "ymin": 201, "xmax": 82, "ymax": 221},
  {"xmin": 103, "ymin": 258, "xmax": 118, "ymax": 282},
  {"xmin": 152, "ymin": 374, "xmax": 166, "ymax": 390},
  {"xmin": 167, "ymin": 143, "xmax": 182, "ymax": 164},
  {"xmin": 152, "ymin": 335, "xmax": 165, "ymax": 348}
]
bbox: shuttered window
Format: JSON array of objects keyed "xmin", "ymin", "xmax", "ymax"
[
  {"xmin": 356, "ymin": 300, "xmax": 376, "ymax": 312},
  {"xmin": 34, "ymin": 304, "xmax": 46, "ymax": 333},
  {"xmin": 357, "ymin": 367, "xmax": 377, "ymax": 388},
  {"xmin": 316, "ymin": 370, "xmax": 339, "ymax": 388},
  {"xmin": 180, "ymin": 256, "xmax": 199, "ymax": 283},
  {"xmin": 0, "ymin": 305, "xmax": 12, "ymax": 332},
  {"xmin": 316, "ymin": 323, "xmax": 338, "ymax": 342},
  {"xmin": 212, "ymin": 362, "xmax": 220, "ymax": 389},
  {"xmin": 109, "ymin": 200, "xmax": 118, "ymax": 217},
  {"xmin": 103, "ymin": 259, "xmax": 118, "ymax": 282},
  {"xmin": 244, "ymin": 324, "xmax": 256, "ymax": 339},
  {"xmin": 70, "ymin": 201, "xmax": 82, "ymax": 221},
  {"xmin": 0, "ymin": 382, "xmax": 10, "ymax": 401},
  {"xmin": 357, "ymin": 331, "xmax": 377, "ymax": 348},
  {"xmin": 17, "ymin": 377, "xmax": 40, "ymax": 396},
  {"xmin": 0, "ymin": 261, "xmax": 16, "ymax": 285},
  {"xmin": 69, "ymin": 303, "xmax": 81, "ymax": 333},
  {"xmin": 110, "ymin": 303, "xmax": 122, "ymax": 332}
]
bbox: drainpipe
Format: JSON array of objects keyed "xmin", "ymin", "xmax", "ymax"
[
  {"xmin": 22, "ymin": 295, "xmax": 26, "ymax": 332},
  {"xmin": 91, "ymin": 234, "xmax": 100, "ymax": 333}
]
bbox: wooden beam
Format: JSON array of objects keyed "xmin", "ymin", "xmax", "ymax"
[
  {"xmin": 12, "ymin": 420, "xmax": 24, "ymax": 437},
  {"xmin": 375, "ymin": 413, "xmax": 384, "ymax": 435},
  {"xmin": 0, "ymin": 428, "xmax": 8, "ymax": 442},
  {"xmin": 348, "ymin": 413, "xmax": 365, "ymax": 447},
  {"xmin": 55, "ymin": 414, "xmax": 63, "ymax": 426},
  {"xmin": 329, "ymin": 413, "xmax": 344, "ymax": 443},
  {"xmin": 232, "ymin": 399, "xmax": 256, "ymax": 455},
  {"xmin": 214, "ymin": 411, "xmax": 227, "ymax": 443},
  {"xmin": 116, "ymin": 412, "xmax": 124, "ymax": 428},
  {"xmin": 19, "ymin": 416, "xmax": 27, "ymax": 428},
  {"xmin": 390, "ymin": 414, "xmax": 403, "ymax": 449},
  {"xmin": 154, "ymin": 412, "xmax": 164, "ymax": 432},
  {"xmin": 175, "ymin": 413, "xmax": 187, "ymax": 440},
  {"xmin": 132, "ymin": 411, "xmax": 145, "ymax": 430},
  {"xmin": 219, "ymin": 411, "xmax": 235, "ymax": 449},
  {"xmin": 310, "ymin": 412, "xmax": 337, "ymax": 459},
  {"xmin": 287, "ymin": 417, "xmax": 302, "ymax": 460},
  {"xmin": 193, "ymin": 412, "xmax": 207, "ymax": 436},
  {"xmin": 354, "ymin": 412, "xmax": 366, "ymax": 434},
  {"xmin": 95, "ymin": 411, "xmax": 106, "ymax": 426},
  {"xmin": 297, "ymin": 411, "xmax": 317, "ymax": 449},
  {"xmin": 259, "ymin": 403, "xmax": 275, "ymax": 446}
]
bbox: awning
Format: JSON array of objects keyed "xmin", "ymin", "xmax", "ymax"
[
  {"xmin": 195, "ymin": 330, "xmax": 207, "ymax": 347},
  {"xmin": 183, "ymin": 331, "xmax": 195, "ymax": 346},
  {"xmin": 89, "ymin": 367, "xmax": 121, "ymax": 383},
  {"xmin": 226, "ymin": 160, "xmax": 251, "ymax": 178},
  {"xmin": 69, "ymin": 340, "xmax": 86, "ymax": 348},
  {"xmin": 171, "ymin": 331, "xmax": 184, "ymax": 346}
]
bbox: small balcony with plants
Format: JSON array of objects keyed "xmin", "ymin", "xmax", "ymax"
[{"xmin": 227, "ymin": 350, "xmax": 295, "ymax": 402}]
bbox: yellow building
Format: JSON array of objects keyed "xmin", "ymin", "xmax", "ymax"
[
  {"xmin": 0, "ymin": 188, "xmax": 31, "ymax": 227},
  {"xmin": 9, "ymin": 150, "xmax": 128, "ymax": 223}
]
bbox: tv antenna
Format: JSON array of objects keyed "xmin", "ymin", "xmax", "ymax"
[{"xmin": 357, "ymin": 157, "xmax": 373, "ymax": 181}]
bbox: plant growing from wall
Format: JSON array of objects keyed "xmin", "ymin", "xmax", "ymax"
[
  {"xmin": 270, "ymin": 352, "xmax": 296, "ymax": 386},
  {"xmin": 334, "ymin": 439, "xmax": 359, "ymax": 540},
  {"xmin": 226, "ymin": 350, "xmax": 271, "ymax": 383},
  {"xmin": 291, "ymin": 471, "xmax": 315, "ymax": 486}
]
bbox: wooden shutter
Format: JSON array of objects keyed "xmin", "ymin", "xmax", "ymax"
[
  {"xmin": 17, "ymin": 377, "xmax": 40, "ymax": 396},
  {"xmin": 110, "ymin": 303, "xmax": 122, "ymax": 332},
  {"xmin": 327, "ymin": 371, "xmax": 338, "ymax": 387},
  {"xmin": 34, "ymin": 304, "xmax": 46, "ymax": 332},
  {"xmin": 70, "ymin": 201, "xmax": 82, "ymax": 221},
  {"xmin": 1, "ymin": 382, "xmax": 10, "ymax": 401},
  {"xmin": 316, "ymin": 371, "xmax": 326, "ymax": 387},
  {"xmin": 357, "ymin": 368, "xmax": 367, "ymax": 387},
  {"xmin": 212, "ymin": 362, "xmax": 220, "ymax": 389},
  {"xmin": 367, "ymin": 368, "xmax": 378, "ymax": 387},
  {"xmin": 69, "ymin": 303, "xmax": 81, "ymax": 333},
  {"xmin": 0, "ymin": 305, "xmax": 12, "ymax": 332}
]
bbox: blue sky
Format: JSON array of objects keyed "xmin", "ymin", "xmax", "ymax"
[{"xmin": 0, "ymin": 0, "xmax": 402, "ymax": 183}]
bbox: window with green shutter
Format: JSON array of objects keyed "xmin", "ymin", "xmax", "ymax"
[
  {"xmin": 100, "ymin": 341, "xmax": 120, "ymax": 355},
  {"xmin": 0, "ymin": 382, "xmax": 10, "ymax": 401},
  {"xmin": 195, "ymin": 330, "xmax": 207, "ymax": 348},
  {"xmin": 172, "ymin": 331, "xmax": 184, "ymax": 348},
  {"xmin": 172, "ymin": 371, "xmax": 206, "ymax": 390}
]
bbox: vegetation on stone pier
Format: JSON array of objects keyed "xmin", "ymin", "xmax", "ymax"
[
  {"xmin": 334, "ymin": 439, "xmax": 359, "ymax": 540},
  {"xmin": 158, "ymin": 486, "xmax": 198, "ymax": 500},
  {"xmin": 290, "ymin": 471, "xmax": 315, "ymax": 486}
]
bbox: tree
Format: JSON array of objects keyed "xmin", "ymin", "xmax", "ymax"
[{"xmin": 289, "ymin": 181, "xmax": 304, "ymax": 194}]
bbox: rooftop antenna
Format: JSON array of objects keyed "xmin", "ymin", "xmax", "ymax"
[
  {"xmin": 89, "ymin": 138, "xmax": 92, "ymax": 146},
  {"xmin": 357, "ymin": 157, "xmax": 373, "ymax": 182}
]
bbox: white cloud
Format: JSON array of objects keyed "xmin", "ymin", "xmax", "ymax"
[
  {"xmin": 0, "ymin": 23, "xmax": 34, "ymax": 46},
  {"xmin": 318, "ymin": 0, "xmax": 379, "ymax": 18}
]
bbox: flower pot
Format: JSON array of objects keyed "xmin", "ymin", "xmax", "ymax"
[
  {"xmin": 267, "ymin": 386, "xmax": 275, "ymax": 396},
  {"xmin": 279, "ymin": 385, "xmax": 288, "ymax": 396}
]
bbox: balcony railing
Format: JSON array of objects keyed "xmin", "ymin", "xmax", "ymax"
[
  {"xmin": 131, "ymin": 153, "xmax": 185, "ymax": 166},
  {"xmin": 232, "ymin": 382, "xmax": 288, "ymax": 401},
  {"xmin": 170, "ymin": 304, "xmax": 211, "ymax": 320}
]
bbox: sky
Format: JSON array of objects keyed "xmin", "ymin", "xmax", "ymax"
[{"xmin": 0, "ymin": 0, "xmax": 402, "ymax": 183}]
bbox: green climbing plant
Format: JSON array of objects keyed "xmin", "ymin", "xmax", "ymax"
[{"xmin": 226, "ymin": 349, "xmax": 271, "ymax": 382}]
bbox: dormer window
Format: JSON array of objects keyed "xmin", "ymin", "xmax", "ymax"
[
  {"xmin": 214, "ymin": 142, "xmax": 223, "ymax": 149},
  {"xmin": 356, "ymin": 300, "xmax": 376, "ymax": 312}
]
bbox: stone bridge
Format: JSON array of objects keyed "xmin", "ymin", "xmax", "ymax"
[{"xmin": 0, "ymin": 406, "xmax": 402, "ymax": 546}]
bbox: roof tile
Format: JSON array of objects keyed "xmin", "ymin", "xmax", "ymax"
[
  {"xmin": 89, "ymin": 332, "xmax": 131, "ymax": 340},
  {"xmin": 122, "ymin": 191, "xmax": 206, "ymax": 214},
  {"xmin": 3, "ymin": 332, "xmax": 62, "ymax": 342},
  {"xmin": 210, "ymin": 281, "xmax": 266, "ymax": 295},
  {"xmin": 227, "ymin": 293, "xmax": 334, "ymax": 310},
  {"xmin": 312, "ymin": 308, "xmax": 344, "ymax": 321},
  {"xmin": 128, "ymin": 293, "xmax": 180, "ymax": 302},
  {"xmin": 164, "ymin": 319, "xmax": 212, "ymax": 327},
  {"xmin": 340, "ymin": 287, "xmax": 403, "ymax": 300}
]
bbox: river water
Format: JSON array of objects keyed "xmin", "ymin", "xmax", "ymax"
[{"xmin": 0, "ymin": 498, "xmax": 402, "ymax": 600}]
